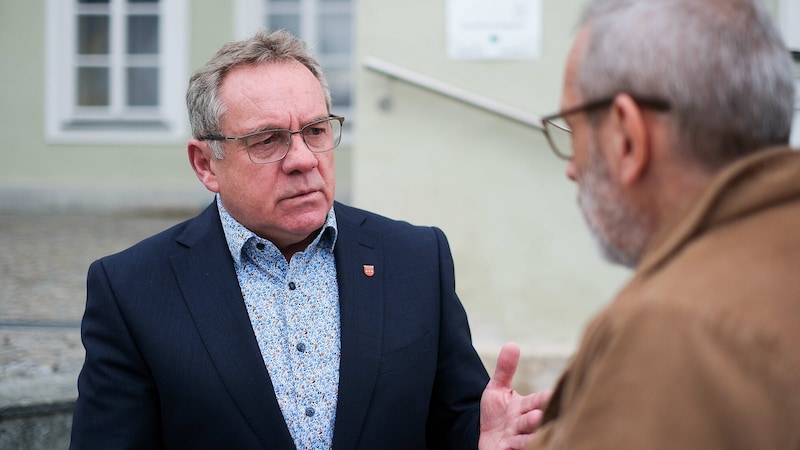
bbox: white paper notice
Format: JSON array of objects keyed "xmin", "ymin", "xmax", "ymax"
[{"xmin": 446, "ymin": 0, "xmax": 542, "ymax": 60}]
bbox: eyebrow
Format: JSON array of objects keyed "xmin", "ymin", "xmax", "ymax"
[{"xmin": 240, "ymin": 115, "xmax": 331, "ymax": 136}]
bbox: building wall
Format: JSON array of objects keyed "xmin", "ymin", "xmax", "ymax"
[
  {"xmin": 352, "ymin": 0, "xmax": 630, "ymax": 356},
  {"xmin": 352, "ymin": 0, "xmax": 799, "ymax": 356},
  {"xmin": 0, "ymin": 0, "xmax": 355, "ymax": 212},
  {"xmin": 1, "ymin": 1, "xmax": 207, "ymax": 211}
]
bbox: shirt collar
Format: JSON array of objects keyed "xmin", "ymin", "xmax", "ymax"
[{"xmin": 216, "ymin": 195, "xmax": 338, "ymax": 267}]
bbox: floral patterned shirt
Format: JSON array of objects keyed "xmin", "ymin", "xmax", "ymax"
[{"xmin": 218, "ymin": 198, "xmax": 341, "ymax": 449}]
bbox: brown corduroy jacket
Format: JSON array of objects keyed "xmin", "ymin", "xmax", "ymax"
[{"xmin": 528, "ymin": 147, "xmax": 800, "ymax": 449}]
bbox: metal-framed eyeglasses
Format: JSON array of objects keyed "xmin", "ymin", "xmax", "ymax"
[
  {"xmin": 540, "ymin": 96, "xmax": 670, "ymax": 160},
  {"xmin": 200, "ymin": 115, "xmax": 345, "ymax": 164}
]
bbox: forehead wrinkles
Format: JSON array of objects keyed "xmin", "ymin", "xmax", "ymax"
[
  {"xmin": 218, "ymin": 61, "xmax": 327, "ymax": 132},
  {"xmin": 219, "ymin": 62, "xmax": 316, "ymax": 106}
]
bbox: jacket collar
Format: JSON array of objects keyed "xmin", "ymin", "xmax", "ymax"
[
  {"xmin": 638, "ymin": 146, "xmax": 800, "ymax": 276},
  {"xmin": 329, "ymin": 202, "xmax": 385, "ymax": 449},
  {"xmin": 171, "ymin": 203, "xmax": 296, "ymax": 448}
]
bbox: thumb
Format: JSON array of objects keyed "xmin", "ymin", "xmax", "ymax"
[{"xmin": 491, "ymin": 342, "xmax": 521, "ymax": 389}]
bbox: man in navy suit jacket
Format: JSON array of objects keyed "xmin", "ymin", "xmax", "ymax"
[{"xmin": 70, "ymin": 29, "xmax": 547, "ymax": 449}]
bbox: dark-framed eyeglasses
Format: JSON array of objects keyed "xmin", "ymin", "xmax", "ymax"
[
  {"xmin": 540, "ymin": 96, "xmax": 670, "ymax": 160},
  {"xmin": 200, "ymin": 115, "xmax": 345, "ymax": 164}
]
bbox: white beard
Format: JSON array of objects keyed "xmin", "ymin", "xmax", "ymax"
[{"xmin": 577, "ymin": 138, "xmax": 653, "ymax": 269}]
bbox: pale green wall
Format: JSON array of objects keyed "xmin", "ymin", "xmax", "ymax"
[
  {"xmin": 0, "ymin": 0, "xmax": 49, "ymax": 182},
  {"xmin": 352, "ymin": 0, "xmax": 797, "ymax": 357},
  {"xmin": 1, "ymin": 2, "xmax": 197, "ymax": 205},
  {"xmin": 353, "ymin": 0, "xmax": 630, "ymax": 354}
]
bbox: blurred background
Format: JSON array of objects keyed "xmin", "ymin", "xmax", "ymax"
[{"xmin": 0, "ymin": 0, "xmax": 798, "ymax": 447}]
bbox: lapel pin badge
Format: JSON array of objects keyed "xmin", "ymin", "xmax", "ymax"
[{"xmin": 363, "ymin": 265, "xmax": 375, "ymax": 277}]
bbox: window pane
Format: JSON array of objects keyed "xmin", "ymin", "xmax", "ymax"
[
  {"xmin": 269, "ymin": 14, "xmax": 300, "ymax": 35},
  {"xmin": 325, "ymin": 68, "xmax": 351, "ymax": 109},
  {"xmin": 127, "ymin": 67, "xmax": 159, "ymax": 106},
  {"xmin": 78, "ymin": 15, "xmax": 110, "ymax": 54},
  {"xmin": 319, "ymin": 14, "xmax": 351, "ymax": 54},
  {"xmin": 128, "ymin": 15, "xmax": 160, "ymax": 54},
  {"xmin": 77, "ymin": 67, "xmax": 109, "ymax": 106}
]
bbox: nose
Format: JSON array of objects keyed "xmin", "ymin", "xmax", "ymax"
[
  {"xmin": 566, "ymin": 160, "xmax": 577, "ymax": 182},
  {"xmin": 281, "ymin": 132, "xmax": 318, "ymax": 171}
]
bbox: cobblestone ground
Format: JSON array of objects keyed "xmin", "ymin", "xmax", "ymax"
[{"xmin": 0, "ymin": 209, "xmax": 198, "ymax": 397}]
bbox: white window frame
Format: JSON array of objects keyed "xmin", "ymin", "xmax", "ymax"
[
  {"xmin": 235, "ymin": 0, "xmax": 355, "ymax": 125},
  {"xmin": 45, "ymin": 0, "xmax": 188, "ymax": 144}
]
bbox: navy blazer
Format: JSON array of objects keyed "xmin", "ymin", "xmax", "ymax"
[{"xmin": 70, "ymin": 201, "xmax": 489, "ymax": 449}]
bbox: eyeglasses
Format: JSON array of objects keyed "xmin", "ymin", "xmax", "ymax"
[
  {"xmin": 540, "ymin": 96, "xmax": 670, "ymax": 159},
  {"xmin": 200, "ymin": 115, "xmax": 345, "ymax": 164}
]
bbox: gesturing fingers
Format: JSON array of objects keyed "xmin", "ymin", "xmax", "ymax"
[{"xmin": 489, "ymin": 342, "xmax": 521, "ymax": 390}]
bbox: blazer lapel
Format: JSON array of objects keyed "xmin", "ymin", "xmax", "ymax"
[
  {"xmin": 332, "ymin": 203, "xmax": 384, "ymax": 450},
  {"xmin": 169, "ymin": 204, "xmax": 294, "ymax": 449}
]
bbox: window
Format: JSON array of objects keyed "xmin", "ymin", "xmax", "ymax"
[
  {"xmin": 236, "ymin": 0, "xmax": 355, "ymax": 122},
  {"xmin": 46, "ymin": 0, "xmax": 188, "ymax": 143}
]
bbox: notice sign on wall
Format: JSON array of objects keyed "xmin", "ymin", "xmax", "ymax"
[{"xmin": 446, "ymin": 0, "xmax": 542, "ymax": 60}]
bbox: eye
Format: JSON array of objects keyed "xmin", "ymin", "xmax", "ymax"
[
  {"xmin": 245, "ymin": 130, "xmax": 287, "ymax": 160},
  {"xmin": 305, "ymin": 124, "xmax": 328, "ymax": 137},
  {"xmin": 251, "ymin": 132, "xmax": 278, "ymax": 146}
]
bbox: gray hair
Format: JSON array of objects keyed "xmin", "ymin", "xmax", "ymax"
[
  {"xmin": 577, "ymin": 0, "xmax": 795, "ymax": 170},
  {"xmin": 186, "ymin": 29, "xmax": 331, "ymax": 158}
]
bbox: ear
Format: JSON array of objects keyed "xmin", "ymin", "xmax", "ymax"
[
  {"xmin": 607, "ymin": 93, "xmax": 651, "ymax": 187},
  {"xmin": 188, "ymin": 139, "xmax": 221, "ymax": 193}
]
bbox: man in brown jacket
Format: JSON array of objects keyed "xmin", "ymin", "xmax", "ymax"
[{"xmin": 480, "ymin": 0, "xmax": 800, "ymax": 448}]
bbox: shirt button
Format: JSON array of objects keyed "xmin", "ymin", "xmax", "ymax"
[
  {"xmin": 256, "ymin": 242, "xmax": 265, "ymax": 251},
  {"xmin": 296, "ymin": 342, "xmax": 306, "ymax": 353},
  {"xmin": 305, "ymin": 407, "xmax": 315, "ymax": 417},
  {"xmin": 288, "ymin": 281, "xmax": 297, "ymax": 290}
]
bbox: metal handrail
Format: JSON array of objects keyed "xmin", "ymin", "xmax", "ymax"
[{"xmin": 362, "ymin": 56, "xmax": 544, "ymax": 131}]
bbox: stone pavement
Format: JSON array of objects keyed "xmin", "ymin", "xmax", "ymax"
[{"xmin": 0, "ymin": 208, "xmax": 200, "ymax": 412}]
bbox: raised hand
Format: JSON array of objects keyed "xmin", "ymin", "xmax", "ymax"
[{"xmin": 479, "ymin": 343, "xmax": 553, "ymax": 450}]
